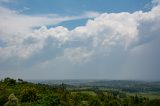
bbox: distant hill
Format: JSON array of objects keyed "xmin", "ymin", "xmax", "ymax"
[{"xmin": 30, "ymin": 80, "xmax": 160, "ymax": 92}]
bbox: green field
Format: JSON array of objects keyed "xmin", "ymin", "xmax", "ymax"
[
  {"xmin": 72, "ymin": 90, "xmax": 160, "ymax": 100},
  {"xmin": 127, "ymin": 92, "xmax": 160, "ymax": 99}
]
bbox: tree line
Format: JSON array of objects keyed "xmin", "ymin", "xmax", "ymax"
[{"xmin": 0, "ymin": 77, "xmax": 160, "ymax": 106}]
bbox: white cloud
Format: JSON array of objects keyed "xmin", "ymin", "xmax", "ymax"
[
  {"xmin": 0, "ymin": 7, "xmax": 99, "ymax": 39},
  {"xmin": 63, "ymin": 47, "xmax": 93, "ymax": 63},
  {"xmin": 0, "ymin": 6, "xmax": 100, "ymax": 60},
  {"xmin": 1, "ymin": 0, "xmax": 160, "ymax": 80},
  {"xmin": 0, "ymin": 0, "xmax": 160, "ymax": 65},
  {"xmin": 30, "ymin": 26, "xmax": 70, "ymax": 43}
]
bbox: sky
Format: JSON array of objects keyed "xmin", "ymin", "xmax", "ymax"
[{"xmin": 0, "ymin": 0, "xmax": 160, "ymax": 80}]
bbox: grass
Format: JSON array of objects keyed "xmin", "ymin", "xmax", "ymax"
[
  {"xmin": 71, "ymin": 90, "xmax": 160, "ymax": 100},
  {"xmin": 127, "ymin": 92, "xmax": 160, "ymax": 99}
]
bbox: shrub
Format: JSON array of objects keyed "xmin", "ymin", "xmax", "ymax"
[
  {"xmin": 20, "ymin": 87, "xmax": 39, "ymax": 102},
  {"xmin": 38, "ymin": 94, "xmax": 60, "ymax": 106},
  {"xmin": 3, "ymin": 77, "xmax": 16, "ymax": 86},
  {"xmin": 4, "ymin": 93, "xmax": 19, "ymax": 106},
  {"xmin": 0, "ymin": 91, "xmax": 8, "ymax": 106}
]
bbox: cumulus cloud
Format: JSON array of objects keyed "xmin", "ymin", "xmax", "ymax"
[
  {"xmin": 0, "ymin": 0, "xmax": 160, "ymax": 80},
  {"xmin": 1, "ymin": 3, "xmax": 160, "ymax": 62},
  {"xmin": 63, "ymin": 47, "xmax": 93, "ymax": 63},
  {"xmin": 0, "ymin": 6, "xmax": 100, "ymax": 60},
  {"xmin": 0, "ymin": 7, "xmax": 99, "ymax": 37},
  {"xmin": 28, "ymin": 4, "xmax": 160, "ymax": 62}
]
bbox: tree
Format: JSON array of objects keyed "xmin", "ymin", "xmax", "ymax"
[
  {"xmin": 146, "ymin": 99, "xmax": 160, "ymax": 106},
  {"xmin": 89, "ymin": 97, "xmax": 101, "ymax": 106},
  {"xmin": 20, "ymin": 87, "xmax": 39, "ymax": 102},
  {"xmin": 17, "ymin": 78, "xmax": 28, "ymax": 84},
  {"xmin": 4, "ymin": 77, "xmax": 16, "ymax": 86},
  {"xmin": 17, "ymin": 78, "xmax": 23, "ymax": 84},
  {"xmin": 38, "ymin": 93, "xmax": 60, "ymax": 106},
  {"xmin": 0, "ymin": 90, "xmax": 9, "ymax": 106},
  {"xmin": 108, "ymin": 100, "xmax": 121, "ymax": 106}
]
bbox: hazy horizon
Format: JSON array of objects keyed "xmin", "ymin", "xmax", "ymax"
[{"xmin": 0, "ymin": 0, "xmax": 160, "ymax": 81}]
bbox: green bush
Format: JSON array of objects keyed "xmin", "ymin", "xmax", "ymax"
[
  {"xmin": 4, "ymin": 93, "xmax": 19, "ymax": 106},
  {"xmin": 20, "ymin": 87, "xmax": 39, "ymax": 103},
  {"xmin": 89, "ymin": 98, "xmax": 101, "ymax": 106},
  {"xmin": 38, "ymin": 94, "xmax": 60, "ymax": 106},
  {"xmin": 3, "ymin": 78, "xmax": 16, "ymax": 86},
  {"xmin": 108, "ymin": 100, "xmax": 121, "ymax": 106},
  {"xmin": 0, "ymin": 91, "xmax": 9, "ymax": 106},
  {"xmin": 145, "ymin": 99, "xmax": 160, "ymax": 106}
]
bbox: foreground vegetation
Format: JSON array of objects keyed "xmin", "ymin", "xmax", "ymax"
[{"xmin": 0, "ymin": 78, "xmax": 160, "ymax": 106}]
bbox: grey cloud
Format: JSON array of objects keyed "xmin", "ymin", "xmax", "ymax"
[{"xmin": 122, "ymin": 36, "xmax": 160, "ymax": 81}]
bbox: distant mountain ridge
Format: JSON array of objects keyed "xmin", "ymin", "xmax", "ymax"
[{"xmin": 29, "ymin": 80, "xmax": 160, "ymax": 92}]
